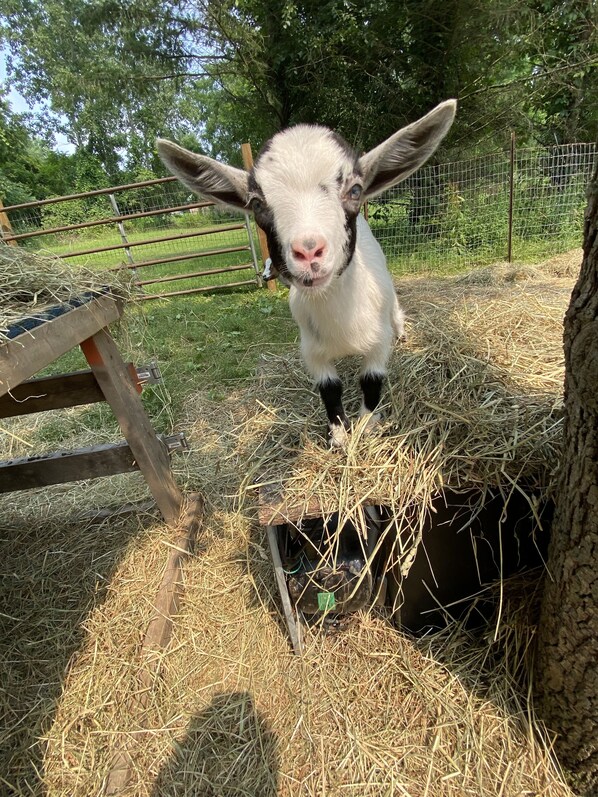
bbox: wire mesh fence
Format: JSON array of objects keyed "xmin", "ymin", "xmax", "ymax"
[{"xmin": 369, "ymin": 140, "xmax": 596, "ymax": 273}]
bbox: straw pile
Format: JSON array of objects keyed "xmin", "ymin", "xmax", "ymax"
[
  {"xmin": 0, "ymin": 253, "xmax": 580, "ymax": 796},
  {"xmin": 0, "ymin": 244, "xmax": 134, "ymax": 343},
  {"xmin": 238, "ymin": 262, "xmax": 569, "ymax": 578}
]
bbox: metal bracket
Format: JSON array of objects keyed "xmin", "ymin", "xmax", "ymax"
[
  {"xmin": 161, "ymin": 432, "xmax": 190, "ymax": 454},
  {"xmin": 136, "ymin": 361, "xmax": 162, "ymax": 385}
]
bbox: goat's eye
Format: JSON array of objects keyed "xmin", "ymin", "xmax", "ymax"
[
  {"xmin": 349, "ymin": 184, "xmax": 362, "ymax": 200},
  {"xmin": 251, "ymin": 197, "xmax": 264, "ymax": 213}
]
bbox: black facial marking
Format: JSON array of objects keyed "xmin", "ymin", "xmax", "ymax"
[
  {"xmin": 247, "ymin": 171, "xmax": 261, "ymax": 194},
  {"xmin": 336, "ymin": 211, "xmax": 358, "ymax": 278},
  {"xmin": 262, "ymin": 224, "xmax": 289, "ymax": 278},
  {"xmin": 329, "ymin": 131, "xmax": 359, "ymax": 165},
  {"xmin": 318, "ymin": 378, "xmax": 349, "ymax": 428},
  {"xmin": 360, "ymin": 372, "xmax": 384, "ymax": 412},
  {"xmin": 255, "ymin": 137, "xmax": 274, "ymax": 163}
]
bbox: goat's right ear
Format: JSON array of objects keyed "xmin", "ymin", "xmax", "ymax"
[{"xmin": 156, "ymin": 139, "xmax": 249, "ymax": 210}]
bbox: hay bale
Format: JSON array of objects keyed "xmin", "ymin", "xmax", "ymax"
[{"xmin": 0, "ymin": 244, "xmax": 134, "ymax": 344}]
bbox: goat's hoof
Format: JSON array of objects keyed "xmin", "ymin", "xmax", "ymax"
[
  {"xmin": 328, "ymin": 422, "xmax": 349, "ymax": 449},
  {"xmin": 358, "ymin": 410, "xmax": 382, "ymax": 433}
]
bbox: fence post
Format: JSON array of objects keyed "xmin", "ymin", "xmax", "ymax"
[
  {"xmin": 507, "ymin": 131, "xmax": 515, "ymax": 263},
  {"xmin": 108, "ymin": 193, "xmax": 135, "ymax": 267},
  {"xmin": 241, "ymin": 142, "xmax": 276, "ymax": 292},
  {"xmin": 0, "ymin": 199, "xmax": 18, "ymax": 246}
]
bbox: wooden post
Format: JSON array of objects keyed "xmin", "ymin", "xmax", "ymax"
[
  {"xmin": 241, "ymin": 142, "xmax": 277, "ymax": 292},
  {"xmin": 80, "ymin": 329, "xmax": 183, "ymax": 524},
  {"xmin": 0, "ymin": 198, "xmax": 18, "ymax": 246},
  {"xmin": 507, "ymin": 131, "xmax": 515, "ymax": 263},
  {"xmin": 104, "ymin": 493, "xmax": 204, "ymax": 795}
]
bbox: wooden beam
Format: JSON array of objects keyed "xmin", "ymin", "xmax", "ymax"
[
  {"xmin": 0, "ymin": 441, "xmax": 142, "ymax": 492},
  {"xmin": 258, "ymin": 483, "xmax": 329, "ymax": 526},
  {"xmin": 80, "ymin": 329, "xmax": 183, "ymax": 524},
  {"xmin": 0, "ymin": 293, "xmax": 124, "ymax": 398},
  {"xmin": 104, "ymin": 493, "xmax": 204, "ymax": 796},
  {"xmin": 0, "ymin": 363, "xmax": 139, "ymax": 418},
  {"xmin": 266, "ymin": 524, "xmax": 302, "ymax": 655},
  {"xmin": 0, "ymin": 199, "xmax": 18, "ymax": 246},
  {"xmin": 240, "ymin": 143, "xmax": 276, "ymax": 292}
]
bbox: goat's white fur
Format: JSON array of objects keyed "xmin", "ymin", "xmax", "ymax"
[
  {"xmin": 290, "ymin": 213, "xmax": 404, "ymax": 382},
  {"xmin": 157, "ymin": 100, "xmax": 456, "ymax": 441}
]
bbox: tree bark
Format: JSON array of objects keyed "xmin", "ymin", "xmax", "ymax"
[{"xmin": 535, "ymin": 161, "xmax": 598, "ymax": 795}]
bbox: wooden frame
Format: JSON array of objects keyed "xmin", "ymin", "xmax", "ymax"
[
  {"xmin": 0, "ymin": 364, "xmax": 140, "ymax": 418},
  {"xmin": 1, "ymin": 293, "xmax": 183, "ymax": 524}
]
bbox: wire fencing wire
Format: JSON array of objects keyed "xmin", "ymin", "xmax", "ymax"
[{"xmin": 369, "ymin": 141, "xmax": 596, "ymax": 273}]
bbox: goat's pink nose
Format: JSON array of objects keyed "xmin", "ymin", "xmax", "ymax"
[{"xmin": 291, "ymin": 236, "xmax": 327, "ymax": 264}]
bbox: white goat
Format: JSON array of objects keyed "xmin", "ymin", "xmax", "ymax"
[{"xmin": 157, "ymin": 100, "xmax": 456, "ymax": 444}]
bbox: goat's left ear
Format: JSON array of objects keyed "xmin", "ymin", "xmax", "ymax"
[
  {"xmin": 156, "ymin": 139, "xmax": 249, "ymax": 210},
  {"xmin": 359, "ymin": 100, "xmax": 457, "ymax": 198}
]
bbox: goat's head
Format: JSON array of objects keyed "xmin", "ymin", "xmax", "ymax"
[{"xmin": 157, "ymin": 100, "xmax": 456, "ymax": 292}]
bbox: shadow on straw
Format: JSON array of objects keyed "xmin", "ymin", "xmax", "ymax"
[{"xmin": 151, "ymin": 691, "xmax": 279, "ymax": 797}]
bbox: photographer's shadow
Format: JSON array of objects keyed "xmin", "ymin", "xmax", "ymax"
[{"xmin": 152, "ymin": 691, "xmax": 279, "ymax": 797}]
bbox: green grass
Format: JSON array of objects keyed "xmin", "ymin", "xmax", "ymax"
[{"xmin": 28, "ymin": 286, "xmax": 297, "ymax": 448}]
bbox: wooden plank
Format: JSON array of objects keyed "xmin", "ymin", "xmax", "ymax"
[
  {"xmin": 0, "ymin": 293, "xmax": 124, "ymax": 398},
  {"xmin": 0, "ymin": 363, "xmax": 139, "ymax": 418},
  {"xmin": 0, "ymin": 441, "xmax": 141, "ymax": 492},
  {"xmin": 80, "ymin": 329, "xmax": 183, "ymax": 525},
  {"xmin": 258, "ymin": 483, "xmax": 328, "ymax": 526},
  {"xmin": 104, "ymin": 493, "xmax": 204, "ymax": 796},
  {"xmin": 141, "ymin": 492, "xmax": 204, "ymax": 655},
  {"xmin": 266, "ymin": 524, "xmax": 302, "ymax": 655},
  {"xmin": 241, "ymin": 143, "xmax": 276, "ymax": 292},
  {"xmin": 0, "ymin": 198, "xmax": 18, "ymax": 246}
]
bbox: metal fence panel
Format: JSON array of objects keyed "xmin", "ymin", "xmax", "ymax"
[
  {"xmin": 1, "ymin": 177, "xmax": 261, "ymax": 298},
  {"xmin": 2, "ymin": 141, "xmax": 595, "ymax": 285}
]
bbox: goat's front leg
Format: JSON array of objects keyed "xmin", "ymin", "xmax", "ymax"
[
  {"xmin": 319, "ymin": 375, "xmax": 350, "ymax": 446},
  {"xmin": 302, "ymin": 342, "xmax": 349, "ymax": 446},
  {"xmin": 359, "ymin": 344, "xmax": 390, "ymax": 430}
]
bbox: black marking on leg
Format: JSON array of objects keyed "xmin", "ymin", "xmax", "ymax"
[
  {"xmin": 318, "ymin": 378, "xmax": 349, "ymax": 428},
  {"xmin": 360, "ymin": 372, "xmax": 384, "ymax": 412}
]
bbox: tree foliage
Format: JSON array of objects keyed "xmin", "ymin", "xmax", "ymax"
[{"xmin": 0, "ymin": 0, "xmax": 596, "ymax": 196}]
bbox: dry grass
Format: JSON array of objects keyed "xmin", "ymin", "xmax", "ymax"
[
  {"xmin": 0, "ymin": 255, "xmax": 579, "ymax": 796},
  {"xmin": 0, "ymin": 244, "xmax": 133, "ymax": 344}
]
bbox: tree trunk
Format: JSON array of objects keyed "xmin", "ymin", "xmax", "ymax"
[{"xmin": 535, "ymin": 161, "xmax": 598, "ymax": 795}]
